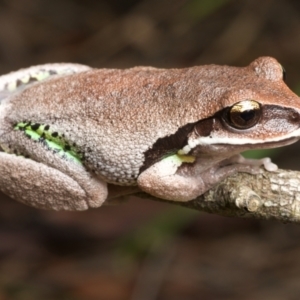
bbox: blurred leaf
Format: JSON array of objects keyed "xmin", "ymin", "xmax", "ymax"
[
  {"xmin": 293, "ymin": 84, "xmax": 300, "ymax": 96},
  {"xmin": 114, "ymin": 207, "xmax": 198, "ymax": 260},
  {"xmin": 242, "ymin": 148, "xmax": 281, "ymax": 159},
  {"xmin": 185, "ymin": 0, "xmax": 233, "ymax": 20}
]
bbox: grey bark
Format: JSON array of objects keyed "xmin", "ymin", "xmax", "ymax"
[{"xmin": 136, "ymin": 169, "xmax": 300, "ymax": 223}]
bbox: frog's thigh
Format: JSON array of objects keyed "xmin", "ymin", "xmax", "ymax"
[
  {"xmin": 137, "ymin": 154, "xmax": 205, "ymax": 202},
  {"xmin": 0, "ymin": 153, "xmax": 107, "ymax": 210}
]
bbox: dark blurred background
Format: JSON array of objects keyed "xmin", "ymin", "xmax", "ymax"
[{"xmin": 1, "ymin": 0, "xmax": 300, "ymax": 299}]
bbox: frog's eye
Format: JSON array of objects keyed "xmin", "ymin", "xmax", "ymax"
[
  {"xmin": 281, "ymin": 65, "xmax": 287, "ymax": 82},
  {"xmin": 225, "ymin": 100, "xmax": 262, "ymax": 130}
]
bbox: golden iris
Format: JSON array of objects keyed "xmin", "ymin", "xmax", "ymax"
[{"xmin": 227, "ymin": 100, "xmax": 261, "ymax": 129}]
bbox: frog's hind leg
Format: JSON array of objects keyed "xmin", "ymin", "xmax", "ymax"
[
  {"xmin": 0, "ymin": 152, "xmax": 107, "ymax": 210},
  {"xmin": 0, "ymin": 119, "xmax": 109, "ymax": 210}
]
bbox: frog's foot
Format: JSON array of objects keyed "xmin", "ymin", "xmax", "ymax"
[{"xmin": 228, "ymin": 154, "xmax": 278, "ymax": 172}]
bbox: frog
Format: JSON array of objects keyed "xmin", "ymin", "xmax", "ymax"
[{"xmin": 0, "ymin": 56, "xmax": 299, "ymax": 210}]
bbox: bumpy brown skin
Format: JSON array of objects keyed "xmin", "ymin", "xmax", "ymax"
[
  {"xmin": 0, "ymin": 57, "xmax": 299, "ymax": 210},
  {"xmin": 1, "ymin": 57, "xmax": 298, "ymax": 181}
]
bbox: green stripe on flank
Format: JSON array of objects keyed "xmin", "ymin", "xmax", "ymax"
[
  {"xmin": 162, "ymin": 153, "xmax": 195, "ymax": 166},
  {"xmin": 14, "ymin": 122, "xmax": 82, "ymax": 164}
]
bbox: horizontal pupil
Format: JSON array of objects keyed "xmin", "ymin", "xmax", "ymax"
[{"xmin": 240, "ymin": 110, "xmax": 256, "ymax": 122}]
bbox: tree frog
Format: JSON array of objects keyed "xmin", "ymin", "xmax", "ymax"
[{"xmin": 0, "ymin": 57, "xmax": 299, "ymax": 210}]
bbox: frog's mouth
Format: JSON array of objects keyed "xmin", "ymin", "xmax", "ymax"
[
  {"xmin": 215, "ymin": 137, "xmax": 299, "ymax": 155},
  {"xmin": 242, "ymin": 136, "xmax": 299, "ymax": 149},
  {"xmin": 212, "ymin": 136, "xmax": 300, "ymax": 151}
]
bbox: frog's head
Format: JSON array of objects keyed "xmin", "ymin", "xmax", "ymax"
[{"xmin": 182, "ymin": 57, "xmax": 300, "ymax": 156}]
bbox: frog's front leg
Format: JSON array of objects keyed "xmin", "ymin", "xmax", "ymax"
[{"xmin": 137, "ymin": 154, "xmax": 270, "ymax": 202}]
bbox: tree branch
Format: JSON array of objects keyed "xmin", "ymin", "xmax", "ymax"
[{"xmin": 136, "ymin": 169, "xmax": 300, "ymax": 223}]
